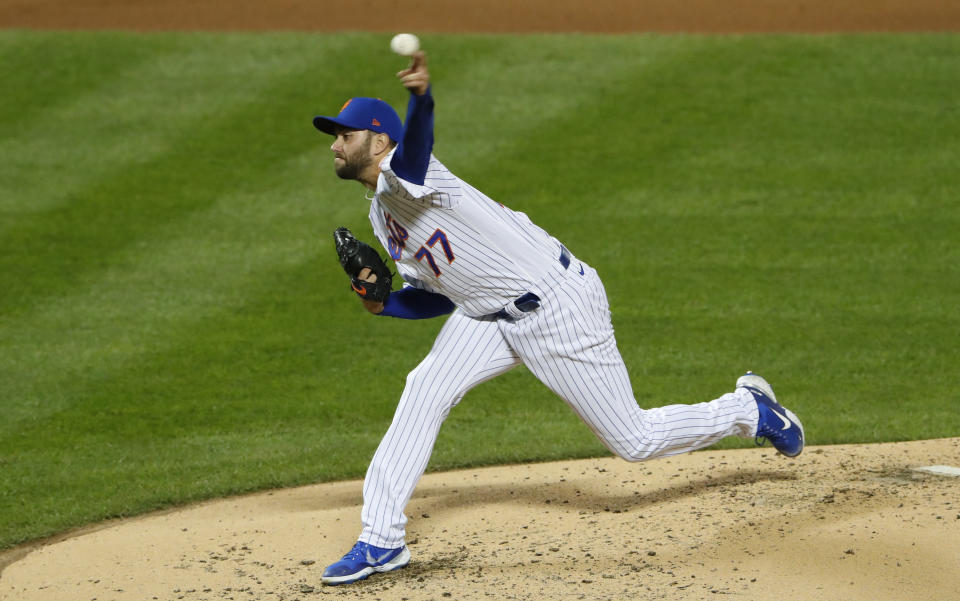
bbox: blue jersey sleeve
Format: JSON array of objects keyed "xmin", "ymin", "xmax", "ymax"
[
  {"xmin": 378, "ymin": 286, "xmax": 454, "ymax": 319},
  {"xmin": 390, "ymin": 88, "xmax": 434, "ymax": 186}
]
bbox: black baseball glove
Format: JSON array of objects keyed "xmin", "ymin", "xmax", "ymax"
[{"xmin": 333, "ymin": 227, "xmax": 393, "ymax": 303}]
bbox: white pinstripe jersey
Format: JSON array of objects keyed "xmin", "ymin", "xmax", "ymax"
[{"xmin": 368, "ymin": 148, "xmax": 568, "ymax": 318}]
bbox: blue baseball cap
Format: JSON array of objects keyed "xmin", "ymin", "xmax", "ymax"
[{"xmin": 313, "ymin": 97, "xmax": 403, "ymax": 143}]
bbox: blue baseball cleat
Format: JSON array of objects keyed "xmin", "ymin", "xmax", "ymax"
[
  {"xmin": 737, "ymin": 372, "xmax": 805, "ymax": 457},
  {"xmin": 321, "ymin": 540, "xmax": 411, "ymax": 585}
]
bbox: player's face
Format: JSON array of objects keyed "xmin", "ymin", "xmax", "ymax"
[{"xmin": 331, "ymin": 128, "xmax": 374, "ymax": 181}]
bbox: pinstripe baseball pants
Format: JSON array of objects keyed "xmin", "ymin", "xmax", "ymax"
[{"xmin": 359, "ymin": 260, "xmax": 759, "ymax": 548}]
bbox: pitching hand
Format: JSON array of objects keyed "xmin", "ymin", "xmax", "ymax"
[{"xmin": 397, "ymin": 51, "xmax": 429, "ymax": 96}]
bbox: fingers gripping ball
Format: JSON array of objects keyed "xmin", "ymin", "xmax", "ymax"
[{"xmin": 333, "ymin": 227, "xmax": 393, "ymax": 303}]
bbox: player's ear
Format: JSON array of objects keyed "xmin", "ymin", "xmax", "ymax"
[{"xmin": 372, "ymin": 132, "xmax": 391, "ymax": 155}]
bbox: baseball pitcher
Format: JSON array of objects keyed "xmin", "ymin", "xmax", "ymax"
[{"xmin": 314, "ymin": 49, "xmax": 804, "ymax": 585}]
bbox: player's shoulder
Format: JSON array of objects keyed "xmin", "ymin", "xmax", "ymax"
[{"xmin": 378, "ymin": 154, "xmax": 459, "ymax": 208}]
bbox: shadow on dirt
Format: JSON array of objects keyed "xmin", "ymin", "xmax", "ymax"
[{"xmin": 410, "ymin": 468, "xmax": 797, "ymax": 517}]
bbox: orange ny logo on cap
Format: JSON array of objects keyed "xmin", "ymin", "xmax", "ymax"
[{"xmin": 372, "ymin": 118, "xmax": 381, "ymax": 127}]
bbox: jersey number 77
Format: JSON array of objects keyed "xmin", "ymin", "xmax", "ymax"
[{"xmin": 415, "ymin": 229, "xmax": 455, "ymax": 276}]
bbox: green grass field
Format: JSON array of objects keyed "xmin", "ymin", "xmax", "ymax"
[{"xmin": 1, "ymin": 31, "xmax": 957, "ymax": 550}]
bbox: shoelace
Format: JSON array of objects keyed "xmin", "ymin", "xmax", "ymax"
[
  {"xmin": 340, "ymin": 541, "xmax": 367, "ymax": 561},
  {"xmin": 755, "ymin": 420, "xmax": 777, "ymax": 443}
]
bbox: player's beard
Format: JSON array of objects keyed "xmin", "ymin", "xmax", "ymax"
[{"xmin": 334, "ymin": 134, "xmax": 374, "ymax": 181}]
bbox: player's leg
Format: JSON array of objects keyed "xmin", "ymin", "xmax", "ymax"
[
  {"xmin": 323, "ymin": 311, "xmax": 519, "ymax": 584},
  {"xmin": 504, "ymin": 263, "xmax": 758, "ymax": 461},
  {"xmin": 359, "ymin": 310, "xmax": 520, "ymax": 548}
]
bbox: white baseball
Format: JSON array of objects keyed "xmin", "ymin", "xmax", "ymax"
[{"xmin": 390, "ymin": 33, "xmax": 420, "ymax": 56}]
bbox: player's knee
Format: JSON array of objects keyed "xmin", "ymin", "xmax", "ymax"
[
  {"xmin": 404, "ymin": 365, "xmax": 430, "ymax": 392},
  {"xmin": 604, "ymin": 414, "xmax": 659, "ymax": 461},
  {"xmin": 617, "ymin": 450, "xmax": 651, "ymax": 462},
  {"xmin": 400, "ymin": 366, "xmax": 455, "ymax": 415},
  {"xmin": 612, "ymin": 441, "xmax": 659, "ymax": 462}
]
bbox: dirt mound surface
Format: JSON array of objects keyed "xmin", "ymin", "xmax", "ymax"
[{"xmin": 3, "ymin": 438, "xmax": 959, "ymax": 600}]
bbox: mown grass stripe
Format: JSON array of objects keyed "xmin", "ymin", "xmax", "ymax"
[
  {"xmin": 0, "ymin": 32, "xmax": 176, "ymax": 133},
  {"xmin": 1, "ymin": 33, "xmax": 366, "ymax": 314}
]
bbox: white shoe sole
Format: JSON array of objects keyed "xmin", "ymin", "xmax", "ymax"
[
  {"xmin": 778, "ymin": 406, "xmax": 805, "ymax": 457},
  {"xmin": 736, "ymin": 372, "xmax": 778, "ymax": 404}
]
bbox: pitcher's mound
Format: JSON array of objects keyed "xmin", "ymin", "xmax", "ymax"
[{"xmin": 3, "ymin": 438, "xmax": 959, "ymax": 600}]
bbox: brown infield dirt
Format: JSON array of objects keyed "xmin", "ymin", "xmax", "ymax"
[
  {"xmin": 3, "ymin": 2, "xmax": 960, "ymax": 600},
  {"xmin": 2, "ymin": 441, "xmax": 959, "ymax": 600},
  {"xmin": 2, "ymin": 0, "xmax": 960, "ymax": 32}
]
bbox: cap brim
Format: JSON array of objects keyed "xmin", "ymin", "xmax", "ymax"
[
  {"xmin": 312, "ymin": 116, "xmax": 339, "ymax": 135},
  {"xmin": 313, "ymin": 114, "xmax": 399, "ymax": 142}
]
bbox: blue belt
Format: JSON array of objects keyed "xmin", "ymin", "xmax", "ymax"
[{"xmin": 494, "ymin": 247, "xmax": 571, "ymax": 320}]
